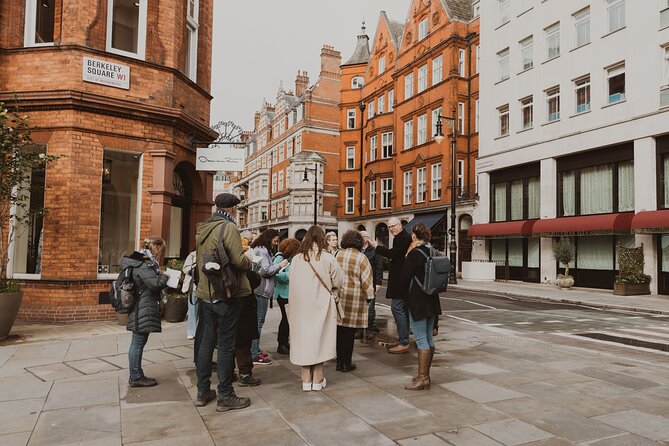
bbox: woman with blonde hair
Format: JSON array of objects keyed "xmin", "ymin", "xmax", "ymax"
[
  {"xmin": 288, "ymin": 226, "xmax": 343, "ymax": 391},
  {"xmin": 325, "ymin": 231, "xmax": 339, "ymax": 256},
  {"xmin": 122, "ymin": 236, "xmax": 169, "ymax": 387}
]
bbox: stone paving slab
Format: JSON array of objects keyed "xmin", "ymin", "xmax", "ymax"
[
  {"xmin": 66, "ymin": 358, "xmax": 121, "ymax": 375},
  {"xmin": 0, "ymin": 372, "xmax": 52, "ymax": 402},
  {"xmin": 124, "ymin": 432, "xmax": 215, "ymax": 446},
  {"xmin": 396, "ymin": 433, "xmax": 450, "ymax": 445},
  {"xmin": 0, "ymin": 398, "xmax": 44, "ymax": 435},
  {"xmin": 435, "ymin": 427, "xmax": 504, "ymax": 446},
  {"xmin": 25, "ymin": 363, "xmax": 84, "ymax": 381},
  {"xmin": 44, "ymin": 375, "xmax": 118, "ymax": 411},
  {"xmin": 441, "ymin": 379, "xmax": 527, "ymax": 403},
  {"xmin": 121, "ymin": 401, "xmax": 206, "ymax": 444},
  {"xmin": 571, "ymin": 367, "xmax": 661, "ymax": 390},
  {"xmin": 472, "ymin": 419, "xmax": 554, "ymax": 445},
  {"xmin": 64, "ymin": 337, "xmax": 118, "ymax": 362},
  {"xmin": 140, "ymin": 349, "xmax": 183, "ymax": 364},
  {"xmin": 593, "ymin": 409, "xmax": 669, "ymax": 441},
  {"xmin": 454, "ymin": 362, "xmax": 509, "ymax": 375},
  {"xmin": 583, "ymin": 432, "xmax": 664, "ymax": 445},
  {"xmin": 29, "ymin": 403, "xmax": 121, "ymax": 446},
  {"xmin": 0, "ymin": 431, "xmax": 31, "ymax": 446}
]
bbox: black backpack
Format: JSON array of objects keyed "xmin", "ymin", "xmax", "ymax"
[
  {"xmin": 411, "ymin": 245, "xmax": 451, "ymax": 295},
  {"xmin": 109, "ymin": 266, "xmax": 138, "ymax": 313},
  {"xmin": 200, "ymin": 222, "xmax": 240, "ymax": 302}
]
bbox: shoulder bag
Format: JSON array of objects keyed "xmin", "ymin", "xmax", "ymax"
[{"xmin": 307, "ymin": 259, "xmax": 345, "ymax": 320}]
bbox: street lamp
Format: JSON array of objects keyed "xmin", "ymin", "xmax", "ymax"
[
  {"xmin": 433, "ymin": 106, "xmax": 458, "ymax": 284},
  {"xmin": 302, "ymin": 162, "xmax": 318, "ymax": 227}
]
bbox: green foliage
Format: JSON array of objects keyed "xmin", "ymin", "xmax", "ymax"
[
  {"xmin": 0, "ymin": 99, "xmax": 61, "ymax": 287},
  {"xmin": 552, "ymin": 238, "xmax": 574, "ymax": 277},
  {"xmin": 164, "ymin": 258, "xmax": 186, "ymax": 297},
  {"xmin": 615, "ymin": 273, "xmax": 651, "ymax": 284},
  {"xmin": 616, "ymin": 244, "xmax": 650, "ymax": 284}
]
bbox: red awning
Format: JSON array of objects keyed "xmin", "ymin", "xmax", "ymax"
[
  {"xmin": 531, "ymin": 213, "xmax": 634, "ymax": 236},
  {"xmin": 468, "ymin": 220, "xmax": 537, "ymax": 239},
  {"xmin": 632, "ymin": 209, "xmax": 669, "ymax": 234}
]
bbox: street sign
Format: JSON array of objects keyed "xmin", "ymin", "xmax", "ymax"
[
  {"xmin": 82, "ymin": 57, "xmax": 130, "ymax": 90},
  {"xmin": 196, "ymin": 146, "xmax": 246, "ymax": 171}
]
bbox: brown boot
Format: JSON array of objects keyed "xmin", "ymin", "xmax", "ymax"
[
  {"xmin": 404, "ymin": 349, "xmax": 431, "ymax": 390},
  {"xmin": 425, "ymin": 347, "xmax": 435, "ymax": 386}
]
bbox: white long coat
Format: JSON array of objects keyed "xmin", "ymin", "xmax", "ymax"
[{"xmin": 287, "ymin": 247, "xmax": 343, "ymax": 366}]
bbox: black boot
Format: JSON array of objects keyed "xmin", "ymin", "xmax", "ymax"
[
  {"xmin": 128, "ymin": 376, "xmax": 157, "ymax": 387},
  {"xmin": 238, "ymin": 373, "xmax": 261, "ymax": 387},
  {"xmin": 277, "ymin": 344, "xmax": 290, "ymax": 355}
]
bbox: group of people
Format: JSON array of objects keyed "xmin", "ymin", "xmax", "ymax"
[{"xmin": 120, "ymin": 193, "xmax": 443, "ymax": 413}]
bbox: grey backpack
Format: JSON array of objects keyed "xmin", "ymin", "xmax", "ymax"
[{"xmin": 411, "ymin": 245, "xmax": 451, "ymax": 295}]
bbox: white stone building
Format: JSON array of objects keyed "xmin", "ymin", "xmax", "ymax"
[{"xmin": 473, "ymin": 0, "xmax": 669, "ymax": 294}]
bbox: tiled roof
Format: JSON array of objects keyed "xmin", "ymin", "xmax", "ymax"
[
  {"xmin": 342, "ymin": 30, "xmax": 371, "ymax": 66},
  {"xmin": 440, "ymin": 0, "xmax": 473, "ymax": 22},
  {"xmin": 385, "ymin": 15, "xmax": 404, "ymax": 49}
]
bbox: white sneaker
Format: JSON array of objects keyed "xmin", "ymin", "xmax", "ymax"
[
  {"xmin": 312, "ymin": 378, "xmax": 327, "ymax": 391},
  {"xmin": 302, "ymin": 382, "xmax": 312, "ymax": 392}
]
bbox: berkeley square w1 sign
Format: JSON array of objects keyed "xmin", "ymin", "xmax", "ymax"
[
  {"xmin": 82, "ymin": 57, "xmax": 130, "ymax": 90},
  {"xmin": 196, "ymin": 147, "xmax": 246, "ymax": 171}
]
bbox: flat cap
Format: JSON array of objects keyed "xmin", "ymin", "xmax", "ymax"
[{"xmin": 215, "ymin": 193, "xmax": 241, "ymax": 208}]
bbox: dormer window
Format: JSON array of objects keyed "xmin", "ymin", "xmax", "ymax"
[{"xmin": 351, "ymin": 76, "xmax": 364, "ymax": 89}]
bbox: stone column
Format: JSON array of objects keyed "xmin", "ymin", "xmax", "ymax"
[
  {"xmin": 634, "ymin": 137, "xmax": 658, "ymax": 293},
  {"xmin": 540, "ymin": 158, "xmax": 557, "ymax": 283},
  {"xmin": 148, "ymin": 149, "xmax": 176, "ymax": 240},
  {"xmin": 471, "ymin": 172, "xmax": 490, "ymax": 262}
]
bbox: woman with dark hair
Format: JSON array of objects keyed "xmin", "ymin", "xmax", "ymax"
[
  {"xmin": 335, "ymin": 230, "xmax": 374, "ymax": 372},
  {"xmin": 273, "ymin": 237, "xmax": 301, "ymax": 355},
  {"xmin": 288, "ymin": 226, "xmax": 343, "ymax": 391},
  {"xmin": 251, "ymin": 229, "xmax": 289, "ymax": 364},
  {"xmin": 398, "ymin": 223, "xmax": 442, "ymax": 390}
]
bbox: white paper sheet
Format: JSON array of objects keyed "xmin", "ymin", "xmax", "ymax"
[{"xmin": 165, "ymin": 268, "xmax": 181, "ymax": 289}]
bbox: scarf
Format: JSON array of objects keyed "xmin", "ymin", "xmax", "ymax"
[
  {"xmin": 140, "ymin": 248, "xmax": 161, "ymax": 274},
  {"xmin": 214, "ymin": 209, "xmax": 234, "ymax": 223}
]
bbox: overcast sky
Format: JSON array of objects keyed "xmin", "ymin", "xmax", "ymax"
[{"xmin": 210, "ymin": 0, "xmax": 409, "ymax": 131}]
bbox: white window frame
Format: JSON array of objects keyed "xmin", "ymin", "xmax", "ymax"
[
  {"xmin": 24, "ymin": 0, "xmax": 55, "ymax": 47},
  {"xmin": 346, "ymin": 146, "xmax": 355, "ymax": 170},
  {"xmin": 403, "ymin": 171, "xmax": 413, "ymax": 205},
  {"xmin": 520, "ymin": 36, "xmax": 533, "ymax": 71},
  {"xmin": 418, "ymin": 64, "xmax": 428, "ymax": 92},
  {"xmin": 498, "ymin": 48, "xmax": 510, "ymax": 81},
  {"xmin": 546, "ymin": 86, "xmax": 560, "ymax": 122},
  {"xmin": 419, "ymin": 18, "xmax": 429, "ymax": 40},
  {"xmin": 662, "ymin": 0, "xmax": 669, "ymax": 29},
  {"xmin": 416, "ymin": 167, "xmax": 426, "ymax": 203},
  {"xmin": 545, "ymin": 23, "xmax": 560, "ymax": 60},
  {"xmin": 431, "ymin": 163, "xmax": 442, "ymax": 200},
  {"xmin": 520, "ymin": 96, "xmax": 533, "ymax": 129},
  {"xmin": 432, "ymin": 55, "xmax": 443, "ymax": 85},
  {"xmin": 378, "ymin": 95, "xmax": 385, "ymax": 114},
  {"xmin": 417, "ymin": 114, "xmax": 427, "ymax": 145},
  {"xmin": 607, "ymin": 0, "xmax": 625, "ymax": 34},
  {"xmin": 575, "ymin": 75, "xmax": 591, "ymax": 113},
  {"xmin": 498, "ymin": 104, "xmax": 509, "ymax": 136},
  {"xmin": 381, "ymin": 178, "xmax": 393, "ymax": 209},
  {"xmin": 404, "ymin": 120, "xmax": 414, "ymax": 150},
  {"xmin": 369, "ymin": 180, "xmax": 377, "ymax": 211},
  {"xmin": 345, "ymin": 187, "xmax": 355, "ymax": 214},
  {"xmin": 106, "ymin": 0, "xmax": 148, "ymax": 60},
  {"xmin": 378, "ymin": 56, "xmax": 386, "ymax": 74},
  {"xmin": 499, "ymin": 0, "xmax": 510, "ymax": 26},
  {"xmin": 457, "ymin": 160, "xmax": 465, "ymax": 195},
  {"xmin": 367, "ymin": 101, "xmax": 375, "ymax": 119},
  {"xmin": 347, "ymin": 109, "xmax": 356, "ymax": 129},
  {"xmin": 459, "ymin": 49, "xmax": 466, "ymax": 77},
  {"xmin": 607, "ymin": 63, "xmax": 626, "ymax": 104},
  {"xmin": 458, "ymin": 102, "xmax": 465, "ymax": 135},
  {"xmin": 475, "ymin": 99, "xmax": 479, "ymax": 132},
  {"xmin": 382, "ymin": 132, "xmax": 394, "ymax": 158},
  {"xmin": 662, "ymin": 46, "xmax": 669, "ymax": 107},
  {"xmin": 405, "ymin": 73, "xmax": 414, "ymax": 99},
  {"xmin": 278, "ymin": 170, "xmax": 284, "ymax": 191},
  {"xmin": 351, "ymin": 76, "xmax": 364, "ymax": 89},
  {"xmin": 370, "ymin": 135, "xmax": 377, "ymax": 162},
  {"xmin": 185, "ymin": 0, "xmax": 199, "ymax": 81},
  {"xmin": 388, "ymin": 90, "xmax": 394, "ymax": 111},
  {"xmin": 574, "ymin": 7, "xmax": 590, "ymax": 49},
  {"xmin": 476, "ymin": 45, "xmax": 480, "ymax": 74},
  {"xmin": 431, "ymin": 107, "xmax": 442, "ymax": 140}
]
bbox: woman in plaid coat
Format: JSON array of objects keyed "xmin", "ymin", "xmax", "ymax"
[{"xmin": 335, "ymin": 230, "xmax": 374, "ymax": 372}]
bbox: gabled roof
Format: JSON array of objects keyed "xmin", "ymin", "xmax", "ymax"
[
  {"xmin": 342, "ymin": 24, "xmax": 371, "ymax": 67},
  {"xmin": 440, "ymin": 0, "xmax": 473, "ymax": 22},
  {"xmin": 383, "ymin": 13, "xmax": 404, "ymax": 48}
]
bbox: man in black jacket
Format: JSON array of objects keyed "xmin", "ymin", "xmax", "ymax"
[
  {"xmin": 368, "ymin": 217, "xmax": 412, "ymax": 353},
  {"xmin": 360, "ymin": 231, "xmax": 383, "ymax": 337}
]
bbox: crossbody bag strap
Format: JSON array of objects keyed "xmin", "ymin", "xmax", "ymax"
[
  {"xmin": 411, "ymin": 246, "xmax": 430, "ymax": 289},
  {"xmin": 307, "ymin": 260, "xmax": 331, "ymax": 294}
]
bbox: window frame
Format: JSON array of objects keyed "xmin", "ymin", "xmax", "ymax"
[
  {"xmin": 499, "ymin": 0, "xmax": 510, "ymax": 26},
  {"xmin": 418, "ymin": 64, "xmax": 428, "ymax": 93},
  {"xmin": 370, "ymin": 135, "xmax": 377, "ymax": 162},
  {"xmin": 575, "ymin": 75, "xmax": 591, "ymax": 113},
  {"xmin": 347, "ymin": 109, "xmax": 356, "ymax": 129},
  {"xmin": 388, "ymin": 90, "xmax": 395, "ymax": 111},
  {"xmin": 345, "ymin": 187, "xmax": 355, "ymax": 214},
  {"xmin": 498, "ymin": 48, "xmax": 510, "ymax": 81},
  {"xmin": 498, "ymin": 104, "xmax": 510, "ymax": 136},
  {"xmin": 520, "ymin": 95, "xmax": 533, "ymax": 129},
  {"xmin": 417, "ymin": 114, "xmax": 427, "ymax": 145},
  {"xmin": 346, "ymin": 146, "xmax": 355, "ymax": 170},
  {"xmin": 378, "ymin": 56, "xmax": 386, "ymax": 74},
  {"xmin": 431, "ymin": 107, "xmax": 442, "ymax": 141},
  {"xmin": 418, "ymin": 18, "xmax": 429, "ymax": 40},
  {"xmin": 382, "ymin": 132, "xmax": 394, "ymax": 158},
  {"xmin": 573, "ymin": 7, "xmax": 590, "ymax": 49},
  {"xmin": 432, "ymin": 55, "xmax": 443, "ymax": 85},
  {"xmin": 545, "ymin": 22, "xmax": 560, "ymax": 61},
  {"xmin": 369, "ymin": 180, "xmax": 377, "ymax": 211},
  {"xmin": 405, "ymin": 72, "xmax": 415, "ymax": 99},
  {"xmin": 106, "ymin": 0, "xmax": 148, "ymax": 60},
  {"xmin": 416, "ymin": 167, "xmax": 427, "ymax": 203},
  {"xmin": 24, "ymin": 0, "xmax": 55, "ymax": 47},
  {"xmin": 431, "ymin": 163, "xmax": 442, "ymax": 200},
  {"xmin": 185, "ymin": 0, "xmax": 199, "ymax": 81},
  {"xmin": 351, "ymin": 76, "xmax": 364, "ymax": 89},
  {"xmin": 381, "ymin": 178, "xmax": 393, "ymax": 209},
  {"xmin": 546, "ymin": 86, "xmax": 561, "ymax": 122},
  {"xmin": 458, "ymin": 49, "xmax": 466, "ymax": 77},
  {"xmin": 404, "ymin": 120, "xmax": 414, "ymax": 150},
  {"xmin": 378, "ymin": 95, "xmax": 385, "ymax": 114},
  {"xmin": 662, "ymin": 46, "xmax": 669, "ymax": 107},
  {"xmin": 606, "ymin": 63, "xmax": 626, "ymax": 104},
  {"xmin": 458, "ymin": 102, "xmax": 465, "ymax": 135},
  {"xmin": 606, "ymin": 0, "xmax": 625, "ymax": 34},
  {"xmin": 520, "ymin": 36, "xmax": 533, "ymax": 71},
  {"xmin": 403, "ymin": 171, "xmax": 413, "ymax": 205}
]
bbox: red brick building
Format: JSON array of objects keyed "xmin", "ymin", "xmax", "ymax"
[
  {"xmin": 338, "ymin": 1, "xmax": 479, "ymax": 273},
  {"xmin": 0, "ymin": 0, "xmax": 216, "ymax": 322}
]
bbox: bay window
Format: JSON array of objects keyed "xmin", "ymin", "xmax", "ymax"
[{"xmin": 107, "ymin": 0, "xmax": 148, "ymax": 59}]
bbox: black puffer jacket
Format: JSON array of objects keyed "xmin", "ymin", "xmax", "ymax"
[
  {"xmin": 398, "ymin": 244, "xmax": 442, "ymax": 321},
  {"xmin": 121, "ymin": 252, "xmax": 168, "ymax": 334}
]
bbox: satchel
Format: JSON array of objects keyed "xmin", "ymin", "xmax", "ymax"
[{"xmin": 307, "ymin": 260, "xmax": 345, "ymax": 320}]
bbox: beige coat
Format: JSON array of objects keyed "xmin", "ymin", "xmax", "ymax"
[{"xmin": 287, "ymin": 247, "xmax": 343, "ymax": 366}]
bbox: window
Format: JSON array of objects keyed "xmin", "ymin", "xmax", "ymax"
[
  {"xmin": 662, "ymin": 0, "xmax": 669, "ymax": 29},
  {"xmin": 498, "ymin": 48, "xmax": 510, "ymax": 81},
  {"xmin": 607, "ymin": 0, "xmax": 625, "ymax": 33},
  {"xmin": 107, "ymin": 0, "xmax": 148, "ymax": 59},
  {"xmin": 418, "ymin": 64, "xmax": 428, "ymax": 92},
  {"xmin": 546, "ymin": 86, "xmax": 560, "ymax": 122},
  {"xmin": 388, "ymin": 90, "xmax": 394, "ymax": 111},
  {"xmin": 416, "ymin": 167, "xmax": 426, "ymax": 202},
  {"xmin": 520, "ymin": 36, "xmax": 533, "ymax": 71},
  {"xmin": 662, "ymin": 154, "xmax": 669, "ymax": 208},
  {"xmin": 403, "ymin": 171, "xmax": 413, "ymax": 205},
  {"xmin": 575, "ymin": 75, "xmax": 591, "ymax": 113},
  {"xmin": 520, "ymin": 96, "xmax": 533, "ymax": 129},
  {"xmin": 345, "ymin": 187, "xmax": 355, "ymax": 214},
  {"xmin": 378, "ymin": 95, "xmax": 385, "ymax": 114},
  {"xmin": 528, "ymin": 177, "xmax": 540, "ymax": 218},
  {"xmin": 419, "ymin": 18, "xmax": 429, "ymax": 40},
  {"xmin": 351, "ymin": 76, "xmax": 364, "ymax": 89},
  {"xmin": 431, "ymin": 107, "xmax": 442, "ymax": 140},
  {"xmin": 370, "ymin": 136, "xmax": 377, "ymax": 162},
  {"xmin": 458, "ymin": 103, "xmax": 465, "ymax": 135},
  {"xmin": 432, "ymin": 55, "xmax": 443, "ymax": 85},
  {"xmin": 347, "ymin": 109, "xmax": 356, "ymax": 129},
  {"xmin": 379, "ymin": 56, "xmax": 386, "ymax": 74},
  {"xmin": 287, "ymin": 140, "xmax": 294, "ymax": 157},
  {"xmin": 369, "ymin": 180, "xmax": 377, "ymax": 211},
  {"xmin": 405, "ymin": 73, "xmax": 414, "ymax": 99},
  {"xmin": 473, "ymin": 1, "xmax": 480, "ymax": 18},
  {"xmin": 476, "ymin": 45, "xmax": 480, "ymax": 74},
  {"xmin": 381, "ymin": 178, "xmax": 393, "ymax": 209},
  {"xmin": 417, "ymin": 114, "xmax": 427, "ymax": 145},
  {"xmin": 491, "ymin": 175, "xmax": 540, "ymax": 222},
  {"xmin": 493, "ymin": 183, "xmax": 507, "ymax": 221},
  {"xmin": 382, "ymin": 132, "xmax": 394, "ymax": 158},
  {"xmin": 607, "ymin": 63, "xmax": 625, "ymax": 104},
  {"xmin": 459, "ymin": 49, "xmax": 466, "ymax": 77},
  {"xmin": 271, "ymin": 173, "xmax": 277, "ymax": 192},
  {"xmin": 185, "ymin": 0, "xmax": 199, "ymax": 81},
  {"xmin": 457, "ymin": 160, "xmax": 464, "ymax": 196},
  {"xmin": 499, "ymin": 0, "xmax": 510, "ymax": 25},
  {"xmin": 346, "ymin": 146, "xmax": 355, "ymax": 169},
  {"xmin": 404, "ymin": 120, "xmax": 413, "ymax": 150},
  {"xmin": 475, "ymin": 100, "xmax": 479, "ymax": 132},
  {"xmin": 431, "ymin": 163, "xmax": 442, "ymax": 200},
  {"xmin": 278, "ymin": 170, "xmax": 284, "ymax": 191},
  {"xmin": 99, "ymin": 150, "xmax": 141, "ymax": 274},
  {"xmin": 296, "ymin": 135, "xmax": 302, "ymax": 152},
  {"xmin": 574, "ymin": 8, "xmax": 590, "ymax": 48},
  {"xmin": 24, "ymin": 0, "xmax": 55, "ymax": 46},
  {"xmin": 545, "ymin": 23, "xmax": 560, "ymax": 60},
  {"xmin": 368, "ymin": 101, "xmax": 375, "ymax": 119},
  {"xmin": 498, "ymin": 105, "xmax": 509, "ymax": 136},
  {"xmin": 662, "ymin": 47, "xmax": 669, "ymax": 107}
]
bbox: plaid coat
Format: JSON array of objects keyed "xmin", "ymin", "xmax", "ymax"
[{"xmin": 336, "ymin": 248, "xmax": 374, "ymax": 328}]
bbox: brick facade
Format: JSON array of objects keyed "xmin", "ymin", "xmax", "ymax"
[{"xmin": 0, "ymin": 0, "xmax": 216, "ymax": 322}]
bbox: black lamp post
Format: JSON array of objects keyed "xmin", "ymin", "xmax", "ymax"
[
  {"xmin": 433, "ymin": 106, "xmax": 458, "ymax": 284},
  {"xmin": 302, "ymin": 163, "xmax": 318, "ymax": 227}
]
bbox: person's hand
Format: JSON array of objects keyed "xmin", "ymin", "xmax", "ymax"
[
  {"xmin": 375, "ymin": 284, "xmax": 381, "ymax": 293},
  {"xmin": 279, "ymin": 259, "xmax": 289, "ymax": 268},
  {"xmin": 368, "ymin": 239, "xmax": 378, "ymax": 248}
]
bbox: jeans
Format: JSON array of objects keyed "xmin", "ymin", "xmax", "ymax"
[
  {"xmin": 196, "ymin": 297, "xmax": 242, "ymax": 397},
  {"xmin": 367, "ymin": 297, "xmax": 376, "ymax": 330},
  {"xmin": 391, "ymin": 298, "xmax": 410, "ymax": 345},
  {"xmin": 128, "ymin": 332, "xmax": 150, "ymax": 380},
  {"xmin": 233, "ymin": 338, "xmax": 253, "ymax": 375},
  {"xmin": 251, "ymin": 294, "xmax": 269, "ymax": 358},
  {"xmin": 276, "ymin": 296, "xmax": 290, "ymax": 346},
  {"xmin": 187, "ymin": 290, "xmax": 198, "ymax": 338},
  {"xmin": 409, "ymin": 313, "xmax": 435, "ymax": 349},
  {"xmin": 336, "ymin": 325, "xmax": 356, "ymax": 365}
]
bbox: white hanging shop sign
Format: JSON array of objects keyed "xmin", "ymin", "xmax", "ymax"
[{"xmin": 196, "ymin": 147, "xmax": 246, "ymax": 171}]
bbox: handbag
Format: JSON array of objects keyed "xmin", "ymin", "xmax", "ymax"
[{"xmin": 307, "ymin": 260, "xmax": 345, "ymax": 320}]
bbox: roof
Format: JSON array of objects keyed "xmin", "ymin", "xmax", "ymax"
[
  {"xmin": 440, "ymin": 0, "xmax": 473, "ymax": 22},
  {"xmin": 383, "ymin": 13, "xmax": 404, "ymax": 48},
  {"xmin": 342, "ymin": 25, "xmax": 370, "ymax": 67}
]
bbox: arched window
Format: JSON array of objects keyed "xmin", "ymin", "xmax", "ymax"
[{"xmin": 351, "ymin": 77, "xmax": 364, "ymax": 89}]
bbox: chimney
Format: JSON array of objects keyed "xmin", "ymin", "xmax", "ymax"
[
  {"xmin": 253, "ymin": 112, "xmax": 261, "ymax": 131},
  {"xmin": 295, "ymin": 70, "xmax": 310, "ymax": 97},
  {"xmin": 320, "ymin": 44, "xmax": 342, "ymax": 77}
]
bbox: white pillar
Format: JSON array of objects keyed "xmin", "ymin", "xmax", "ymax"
[
  {"xmin": 471, "ymin": 172, "xmax": 490, "ymax": 261},
  {"xmin": 540, "ymin": 158, "xmax": 557, "ymax": 283},
  {"xmin": 634, "ymin": 137, "xmax": 658, "ymax": 293}
]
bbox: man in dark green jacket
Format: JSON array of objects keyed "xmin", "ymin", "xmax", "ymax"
[{"xmin": 194, "ymin": 193, "xmax": 253, "ymax": 412}]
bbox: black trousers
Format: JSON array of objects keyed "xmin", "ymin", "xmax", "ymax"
[
  {"xmin": 277, "ymin": 296, "xmax": 290, "ymax": 346},
  {"xmin": 336, "ymin": 325, "xmax": 356, "ymax": 366}
]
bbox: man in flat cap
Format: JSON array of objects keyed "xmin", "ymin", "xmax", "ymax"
[{"xmin": 194, "ymin": 193, "xmax": 253, "ymax": 412}]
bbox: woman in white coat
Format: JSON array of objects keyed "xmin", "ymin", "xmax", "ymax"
[{"xmin": 288, "ymin": 226, "xmax": 343, "ymax": 391}]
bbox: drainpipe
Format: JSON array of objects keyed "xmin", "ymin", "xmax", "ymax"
[
  {"xmin": 358, "ymin": 101, "xmax": 366, "ymax": 217},
  {"xmin": 466, "ymin": 32, "xmax": 475, "ymax": 198}
]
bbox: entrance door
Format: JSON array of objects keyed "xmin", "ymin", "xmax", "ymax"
[
  {"xmin": 458, "ymin": 215, "xmax": 473, "ymax": 271},
  {"xmin": 660, "ymin": 235, "xmax": 669, "ymax": 295}
]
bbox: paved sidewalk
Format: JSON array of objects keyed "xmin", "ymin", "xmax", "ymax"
[
  {"xmin": 451, "ymin": 280, "xmax": 669, "ymax": 315},
  {"xmin": 2, "ymin": 301, "xmax": 669, "ymax": 445}
]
